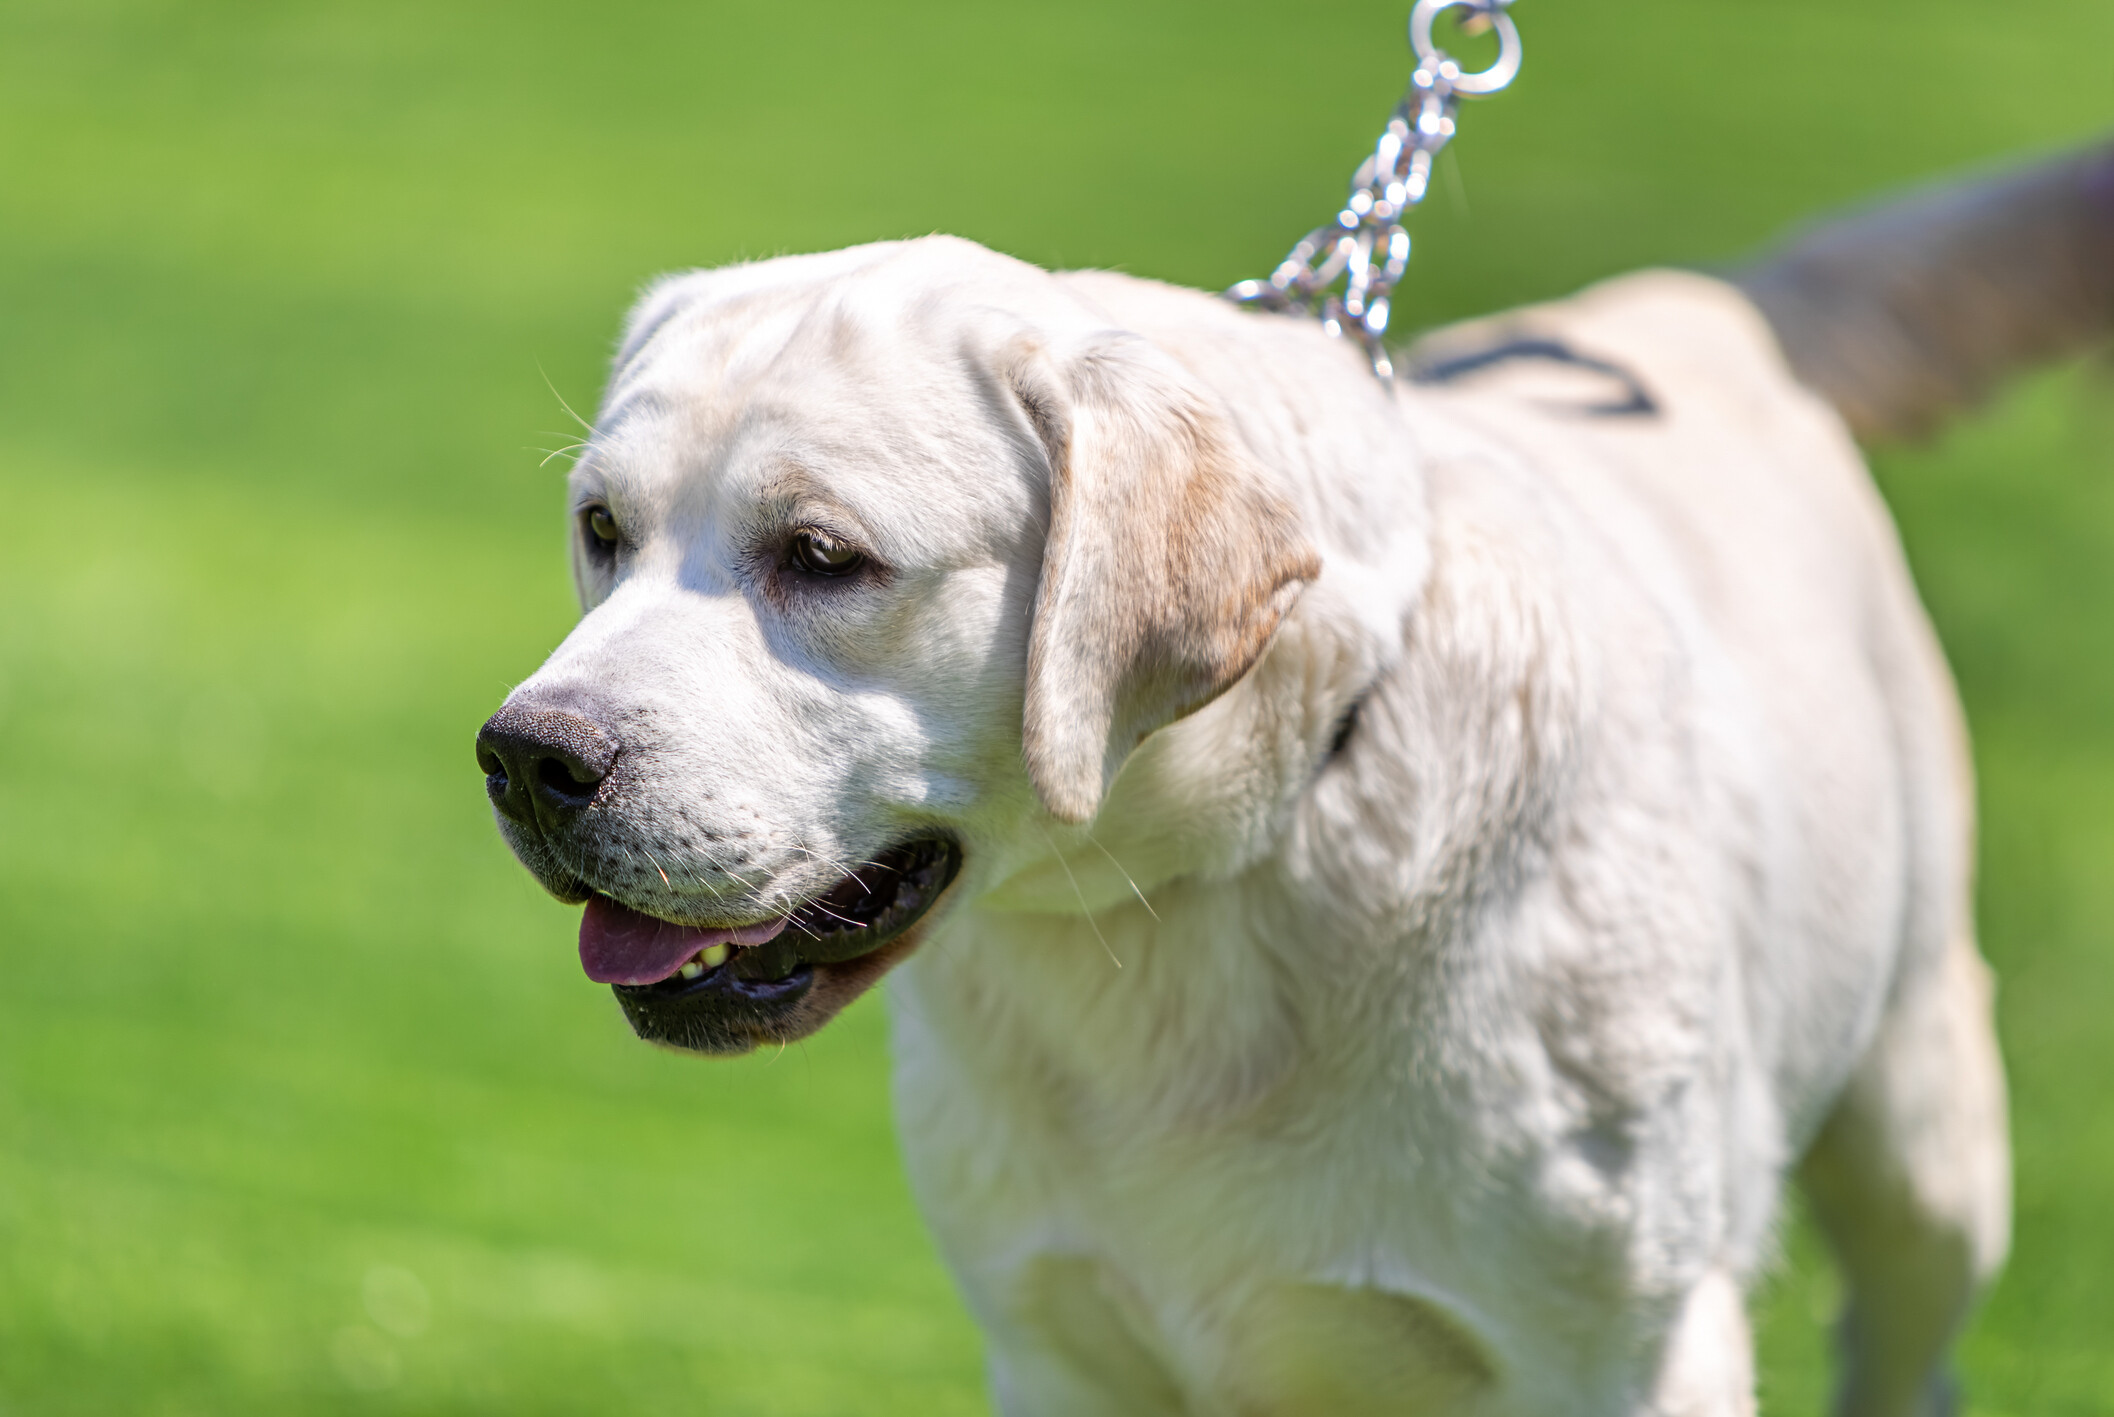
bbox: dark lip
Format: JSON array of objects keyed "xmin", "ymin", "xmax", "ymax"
[{"xmin": 610, "ymin": 837, "xmax": 962, "ymax": 1054}]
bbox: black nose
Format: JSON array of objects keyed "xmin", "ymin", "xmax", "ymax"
[{"xmin": 475, "ymin": 696, "xmax": 619, "ymax": 831}]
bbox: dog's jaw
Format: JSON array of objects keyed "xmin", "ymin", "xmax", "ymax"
[
  {"xmin": 619, "ymin": 927, "xmax": 932, "ymax": 1055},
  {"xmin": 601, "ymin": 837, "xmax": 964, "ymax": 1054}
]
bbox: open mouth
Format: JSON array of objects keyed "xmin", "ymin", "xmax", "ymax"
[{"xmin": 591, "ymin": 838, "xmax": 962, "ymax": 1054}]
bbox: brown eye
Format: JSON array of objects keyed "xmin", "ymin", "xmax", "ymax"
[
  {"xmin": 584, "ymin": 505, "xmax": 620, "ymax": 548},
  {"xmin": 791, "ymin": 528, "xmax": 863, "ymax": 577}
]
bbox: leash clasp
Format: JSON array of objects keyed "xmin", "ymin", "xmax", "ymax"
[{"xmin": 1226, "ymin": 0, "xmax": 1523, "ymax": 382}]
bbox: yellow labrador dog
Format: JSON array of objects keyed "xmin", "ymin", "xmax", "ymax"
[{"xmin": 477, "ymin": 146, "xmax": 2113, "ymax": 1415}]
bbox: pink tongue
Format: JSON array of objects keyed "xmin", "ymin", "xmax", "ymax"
[{"xmin": 578, "ymin": 897, "xmax": 790, "ymax": 985}]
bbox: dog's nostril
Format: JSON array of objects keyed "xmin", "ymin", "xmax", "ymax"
[{"xmin": 538, "ymin": 755, "xmax": 597, "ymax": 797}]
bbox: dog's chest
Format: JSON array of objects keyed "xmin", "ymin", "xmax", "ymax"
[
  {"xmin": 1015, "ymin": 1252, "xmax": 1496, "ymax": 1415},
  {"xmin": 891, "ymin": 831, "xmax": 1744, "ymax": 1387},
  {"xmin": 892, "ymin": 954, "xmax": 1664, "ymax": 1415}
]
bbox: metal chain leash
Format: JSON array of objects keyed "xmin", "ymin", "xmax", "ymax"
[{"xmin": 1225, "ymin": 0, "xmax": 1523, "ymax": 380}]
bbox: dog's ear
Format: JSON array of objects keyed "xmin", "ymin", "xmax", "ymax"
[{"xmin": 1007, "ymin": 333, "xmax": 1320, "ymax": 824}]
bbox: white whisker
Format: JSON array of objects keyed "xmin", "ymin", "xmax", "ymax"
[
  {"xmin": 1035, "ymin": 822, "xmax": 1122, "ymax": 970},
  {"xmin": 538, "ymin": 361, "xmax": 596, "ymax": 434},
  {"xmin": 1085, "ymin": 832, "xmax": 1159, "ymax": 921},
  {"xmin": 535, "ymin": 440, "xmax": 590, "ymax": 469}
]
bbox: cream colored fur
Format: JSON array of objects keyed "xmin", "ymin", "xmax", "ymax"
[{"xmin": 508, "ymin": 232, "xmax": 2020, "ymax": 1414}]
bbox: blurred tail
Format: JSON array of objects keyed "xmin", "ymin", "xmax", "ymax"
[{"xmin": 1737, "ymin": 139, "xmax": 2114, "ymax": 441}]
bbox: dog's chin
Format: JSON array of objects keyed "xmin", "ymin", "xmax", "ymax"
[{"xmin": 609, "ymin": 838, "xmax": 962, "ymax": 1056}]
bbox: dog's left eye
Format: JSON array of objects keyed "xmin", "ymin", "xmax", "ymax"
[
  {"xmin": 791, "ymin": 529, "xmax": 864, "ymax": 577},
  {"xmin": 583, "ymin": 504, "xmax": 621, "ymax": 549}
]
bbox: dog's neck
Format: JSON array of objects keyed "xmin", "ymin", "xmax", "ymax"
[
  {"xmin": 978, "ymin": 340, "xmax": 1447, "ymax": 918},
  {"xmin": 975, "ymin": 580, "xmax": 1401, "ymax": 916},
  {"xmin": 906, "ymin": 391, "xmax": 1594, "ymax": 1125}
]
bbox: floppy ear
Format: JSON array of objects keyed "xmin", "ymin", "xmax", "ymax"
[{"xmin": 1010, "ymin": 333, "xmax": 1321, "ymax": 824}]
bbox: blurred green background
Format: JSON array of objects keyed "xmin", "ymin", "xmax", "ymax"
[{"xmin": 1, "ymin": 0, "xmax": 2109, "ymax": 1411}]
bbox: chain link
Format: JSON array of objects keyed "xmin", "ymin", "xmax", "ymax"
[{"xmin": 1225, "ymin": 0, "xmax": 1523, "ymax": 381}]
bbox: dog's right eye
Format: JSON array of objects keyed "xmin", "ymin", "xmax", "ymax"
[
  {"xmin": 583, "ymin": 504, "xmax": 620, "ymax": 549},
  {"xmin": 790, "ymin": 528, "xmax": 865, "ymax": 577}
]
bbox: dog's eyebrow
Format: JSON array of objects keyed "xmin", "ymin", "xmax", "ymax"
[
  {"xmin": 566, "ymin": 391, "xmax": 677, "ymax": 492},
  {"xmin": 590, "ymin": 389, "xmax": 671, "ymax": 444},
  {"xmin": 753, "ymin": 461, "xmax": 831, "ymax": 506},
  {"xmin": 751, "ymin": 462, "xmax": 874, "ymax": 538}
]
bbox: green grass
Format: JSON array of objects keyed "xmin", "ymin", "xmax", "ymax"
[{"xmin": 1, "ymin": 0, "xmax": 2108, "ymax": 1410}]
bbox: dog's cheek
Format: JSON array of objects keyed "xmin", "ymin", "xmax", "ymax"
[{"xmin": 883, "ymin": 565, "xmax": 1040, "ymax": 795}]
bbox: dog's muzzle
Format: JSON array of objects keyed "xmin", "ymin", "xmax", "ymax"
[{"xmin": 476, "ymin": 692, "xmax": 963, "ymax": 1054}]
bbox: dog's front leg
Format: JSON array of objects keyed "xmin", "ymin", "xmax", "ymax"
[
  {"xmin": 1648, "ymin": 1270, "xmax": 1758, "ymax": 1417},
  {"xmin": 978, "ymin": 1254, "xmax": 1187, "ymax": 1417}
]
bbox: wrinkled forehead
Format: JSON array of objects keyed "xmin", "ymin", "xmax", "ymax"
[{"xmin": 574, "ymin": 241, "xmax": 1062, "ymax": 537}]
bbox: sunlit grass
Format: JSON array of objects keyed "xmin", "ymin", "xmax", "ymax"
[{"xmin": 1, "ymin": 0, "xmax": 2108, "ymax": 1409}]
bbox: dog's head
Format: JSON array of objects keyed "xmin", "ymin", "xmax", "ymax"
[{"xmin": 477, "ymin": 237, "xmax": 1318, "ymax": 1053}]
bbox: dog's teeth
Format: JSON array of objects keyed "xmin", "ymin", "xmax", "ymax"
[
  {"xmin": 677, "ymin": 961, "xmax": 705, "ymax": 981},
  {"xmin": 700, "ymin": 943, "xmax": 730, "ymax": 970}
]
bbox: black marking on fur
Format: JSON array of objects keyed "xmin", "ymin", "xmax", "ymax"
[
  {"xmin": 1409, "ymin": 337, "xmax": 1659, "ymax": 417},
  {"xmin": 1328, "ymin": 698, "xmax": 1363, "ymax": 759}
]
